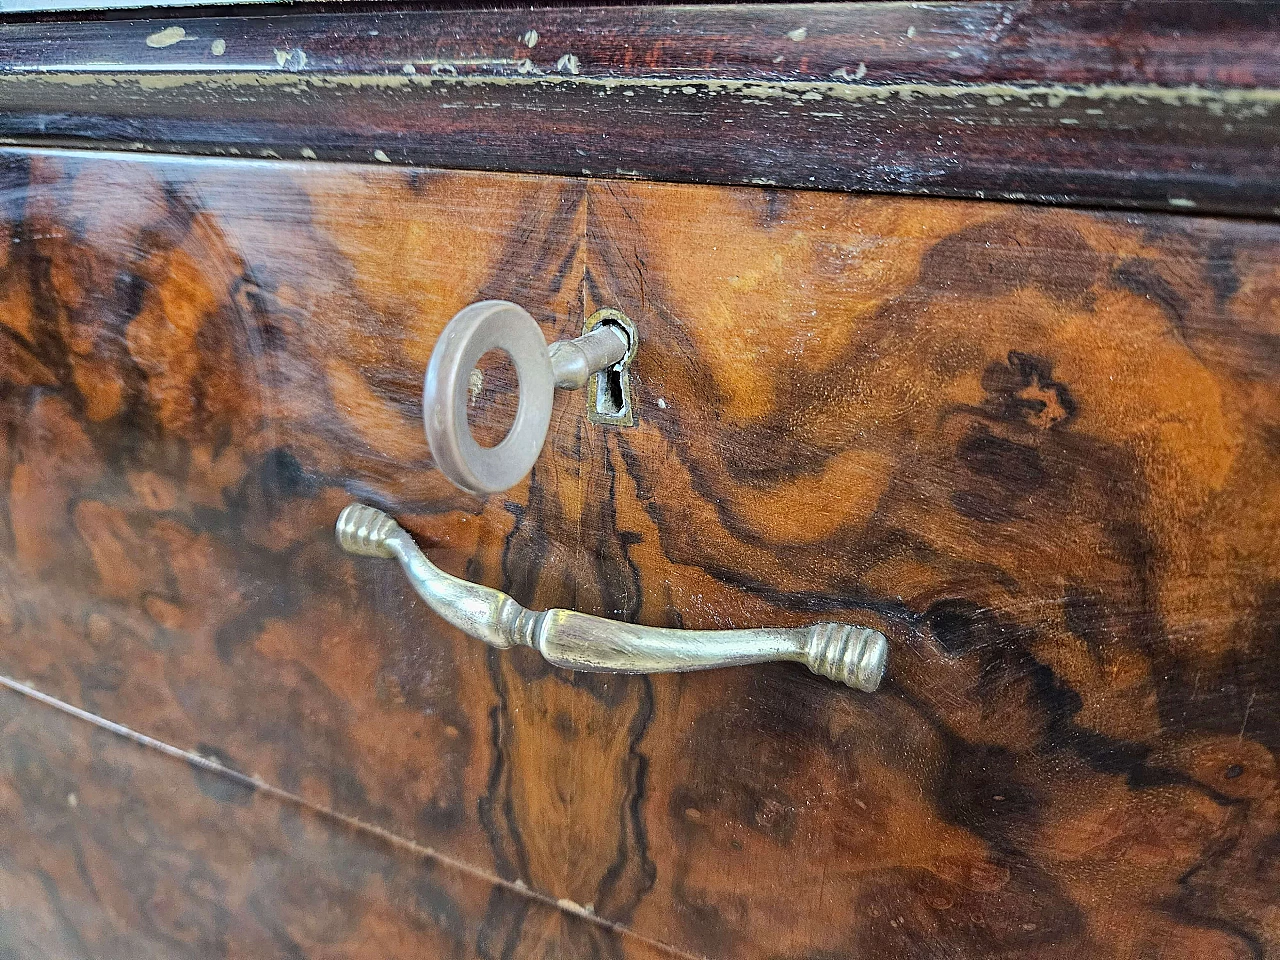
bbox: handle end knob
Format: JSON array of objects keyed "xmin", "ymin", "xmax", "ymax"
[
  {"xmin": 804, "ymin": 623, "xmax": 888, "ymax": 692},
  {"xmin": 336, "ymin": 504, "xmax": 401, "ymax": 558}
]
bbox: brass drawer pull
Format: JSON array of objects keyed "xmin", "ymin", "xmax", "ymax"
[
  {"xmin": 423, "ymin": 300, "xmax": 632, "ymax": 496},
  {"xmin": 336, "ymin": 504, "xmax": 887, "ymax": 692}
]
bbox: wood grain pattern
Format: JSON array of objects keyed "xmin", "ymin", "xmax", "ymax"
[
  {"xmin": 0, "ymin": 681, "xmax": 674, "ymax": 960},
  {"xmin": 1, "ymin": 2, "xmax": 1278, "ymax": 216},
  {"xmin": 0, "ymin": 147, "xmax": 1278, "ymax": 958}
]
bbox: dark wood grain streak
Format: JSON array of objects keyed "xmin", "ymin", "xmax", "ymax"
[
  {"xmin": 0, "ymin": 148, "xmax": 1278, "ymax": 958},
  {"xmin": 1, "ymin": 2, "xmax": 1279, "ymax": 215}
]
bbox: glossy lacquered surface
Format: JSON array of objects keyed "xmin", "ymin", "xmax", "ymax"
[
  {"xmin": 0, "ymin": 679, "xmax": 671, "ymax": 960},
  {"xmin": 0, "ymin": 149, "xmax": 1278, "ymax": 958}
]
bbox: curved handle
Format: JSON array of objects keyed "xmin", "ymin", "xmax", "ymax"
[{"xmin": 337, "ymin": 504, "xmax": 887, "ymax": 692}]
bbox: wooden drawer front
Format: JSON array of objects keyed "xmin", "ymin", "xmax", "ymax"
[{"xmin": 1, "ymin": 148, "xmax": 1277, "ymax": 960}]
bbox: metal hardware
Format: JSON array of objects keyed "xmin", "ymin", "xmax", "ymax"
[
  {"xmin": 583, "ymin": 308, "xmax": 638, "ymax": 426},
  {"xmin": 549, "ymin": 322, "xmax": 630, "ymax": 390},
  {"xmin": 423, "ymin": 300, "xmax": 632, "ymax": 496},
  {"xmin": 336, "ymin": 503, "xmax": 888, "ymax": 692}
]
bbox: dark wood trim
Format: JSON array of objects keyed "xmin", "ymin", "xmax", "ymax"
[{"xmin": 1, "ymin": 2, "xmax": 1278, "ymax": 215}]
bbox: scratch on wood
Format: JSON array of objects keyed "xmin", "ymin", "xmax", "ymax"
[{"xmin": 1239, "ymin": 690, "xmax": 1257, "ymax": 742}]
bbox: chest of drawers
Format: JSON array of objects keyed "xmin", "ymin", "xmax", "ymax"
[{"xmin": 0, "ymin": 5, "xmax": 1277, "ymax": 959}]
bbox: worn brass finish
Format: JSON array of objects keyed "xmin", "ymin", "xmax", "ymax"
[
  {"xmin": 336, "ymin": 504, "xmax": 887, "ymax": 691},
  {"xmin": 549, "ymin": 323, "xmax": 630, "ymax": 390},
  {"xmin": 583, "ymin": 308, "xmax": 638, "ymax": 426}
]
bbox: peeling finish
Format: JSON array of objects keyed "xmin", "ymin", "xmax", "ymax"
[
  {"xmin": 555, "ymin": 897, "xmax": 595, "ymax": 918},
  {"xmin": 0, "ymin": 3, "xmax": 1275, "ymax": 220},
  {"xmin": 210, "ymin": 39, "xmax": 226, "ymax": 57},
  {"xmin": 144, "ymin": 26, "xmax": 186, "ymax": 49},
  {"xmin": 0, "ymin": 2, "xmax": 1273, "ymax": 224},
  {"xmin": 3, "ymin": 70, "xmax": 1277, "ymax": 119},
  {"xmin": 273, "ymin": 48, "xmax": 307, "ymax": 71}
]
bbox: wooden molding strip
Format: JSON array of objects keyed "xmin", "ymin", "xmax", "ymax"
[{"xmin": 0, "ymin": 2, "xmax": 1278, "ymax": 215}]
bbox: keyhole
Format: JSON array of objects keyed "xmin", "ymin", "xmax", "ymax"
[
  {"xmin": 596, "ymin": 362, "xmax": 625, "ymax": 417},
  {"xmin": 585, "ymin": 310, "xmax": 637, "ymax": 426}
]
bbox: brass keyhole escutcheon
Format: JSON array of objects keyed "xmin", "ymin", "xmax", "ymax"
[{"xmin": 583, "ymin": 308, "xmax": 638, "ymax": 427}]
